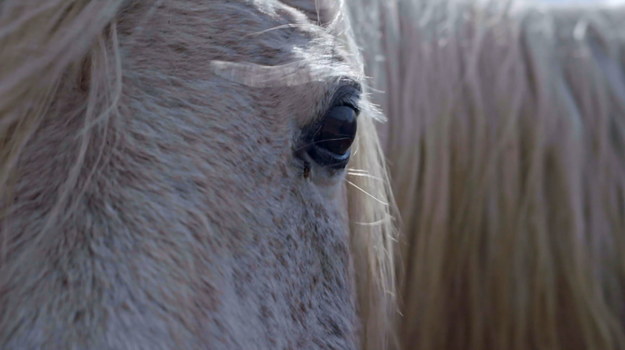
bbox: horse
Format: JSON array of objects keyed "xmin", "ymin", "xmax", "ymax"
[
  {"xmin": 0, "ymin": 1, "xmax": 396, "ymax": 349},
  {"xmin": 348, "ymin": 0, "xmax": 625, "ymax": 349}
]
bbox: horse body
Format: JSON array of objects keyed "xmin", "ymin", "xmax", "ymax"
[{"xmin": 0, "ymin": 1, "xmax": 394, "ymax": 349}]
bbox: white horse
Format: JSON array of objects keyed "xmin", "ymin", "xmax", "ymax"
[
  {"xmin": 0, "ymin": 1, "xmax": 395, "ymax": 349},
  {"xmin": 349, "ymin": 0, "xmax": 625, "ymax": 349}
]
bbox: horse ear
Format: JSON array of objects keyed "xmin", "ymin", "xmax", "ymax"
[{"xmin": 281, "ymin": 0, "xmax": 342, "ymax": 26}]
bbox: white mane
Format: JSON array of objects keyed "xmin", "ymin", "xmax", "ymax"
[{"xmin": 349, "ymin": 0, "xmax": 625, "ymax": 349}]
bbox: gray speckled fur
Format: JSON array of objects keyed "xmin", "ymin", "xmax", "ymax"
[{"xmin": 0, "ymin": 1, "xmax": 365, "ymax": 349}]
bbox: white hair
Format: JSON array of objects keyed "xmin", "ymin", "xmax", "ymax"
[{"xmin": 350, "ymin": 0, "xmax": 625, "ymax": 349}]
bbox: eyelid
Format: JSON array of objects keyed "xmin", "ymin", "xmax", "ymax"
[
  {"xmin": 335, "ymin": 99, "xmax": 360, "ymax": 115},
  {"xmin": 338, "ymin": 77, "xmax": 362, "ymax": 93},
  {"xmin": 331, "ymin": 83, "xmax": 362, "ymax": 115}
]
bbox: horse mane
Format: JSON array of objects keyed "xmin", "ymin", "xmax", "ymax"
[
  {"xmin": 350, "ymin": 0, "xmax": 625, "ymax": 349},
  {"xmin": 0, "ymin": 1, "xmax": 397, "ymax": 349},
  {"xmin": 344, "ymin": 92, "xmax": 397, "ymax": 350},
  {"xmin": 326, "ymin": 4, "xmax": 398, "ymax": 349}
]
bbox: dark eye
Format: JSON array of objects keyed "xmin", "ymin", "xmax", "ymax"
[{"xmin": 306, "ymin": 105, "xmax": 358, "ymax": 169}]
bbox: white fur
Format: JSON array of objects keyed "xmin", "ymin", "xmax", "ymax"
[{"xmin": 0, "ymin": 1, "xmax": 395, "ymax": 349}]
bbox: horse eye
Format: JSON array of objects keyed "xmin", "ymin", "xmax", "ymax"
[{"xmin": 307, "ymin": 105, "xmax": 358, "ymax": 169}]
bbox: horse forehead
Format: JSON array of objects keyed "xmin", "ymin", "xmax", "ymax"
[
  {"xmin": 209, "ymin": 0, "xmax": 354, "ymax": 82},
  {"xmin": 125, "ymin": 0, "xmax": 352, "ymax": 68},
  {"xmin": 120, "ymin": 0, "xmax": 357, "ymax": 101},
  {"xmin": 172, "ymin": 0, "xmax": 342, "ymax": 35},
  {"xmin": 209, "ymin": 0, "xmax": 346, "ymax": 54}
]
